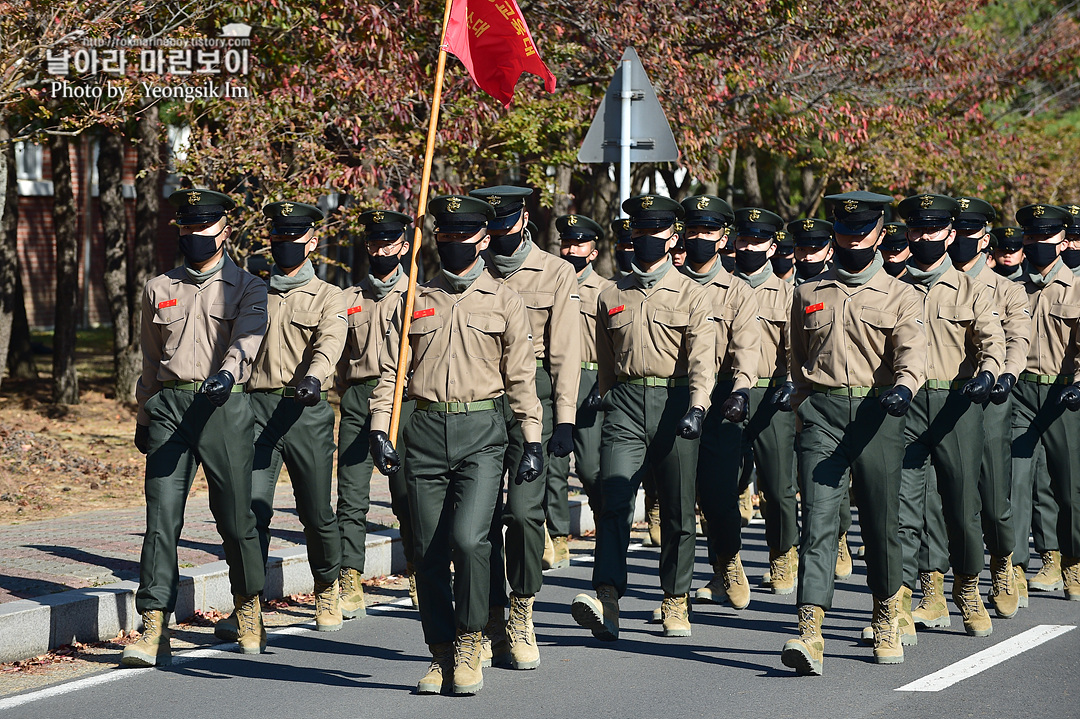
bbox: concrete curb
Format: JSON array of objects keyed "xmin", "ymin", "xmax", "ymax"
[{"xmin": 0, "ymin": 491, "xmax": 643, "ymax": 664}]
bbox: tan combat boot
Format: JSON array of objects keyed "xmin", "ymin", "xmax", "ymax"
[
  {"xmin": 506, "ymin": 593, "xmax": 540, "ymax": 669},
  {"xmin": 738, "ymin": 485, "xmax": 754, "ymax": 527},
  {"xmin": 1030, "ymin": 550, "xmax": 1064, "ymax": 591},
  {"xmin": 571, "ymin": 584, "xmax": 619, "ymax": 641},
  {"xmin": 542, "ymin": 526, "xmax": 556, "ymax": 569},
  {"xmin": 1063, "ymin": 555, "xmax": 1080, "ymax": 602},
  {"xmin": 452, "ymin": 631, "xmax": 484, "ymax": 695},
  {"xmin": 551, "ymin": 535, "xmax": 570, "ymax": 569},
  {"xmin": 416, "ymin": 642, "xmax": 454, "ymax": 694},
  {"xmin": 872, "ymin": 589, "xmax": 904, "ymax": 664},
  {"xmin": 314, "ymin": 579, "xmax": 343, "ymax": 632},
  {"xmin": 911, "ymin": 571, "xmax": 950, "ymax": 628},
  {"xmin": 694, "ymin": 561, "xmax": 728, "ymax": 604},
  {"xmin": 769, "ymin": 546, "xmax": 797, "ymax": 595},
  {"xmin": 862, "ymin": 585, "xmax": 916, "ymax": 646},
  {"xmin": 836, "ymin": 533, "xmax": 853, "ymax": 580},
  {"xmin": 953, "ymin": 574, "xmax": 993, "ymax": 637},
  {"xmin": 121, "ymin": 610, "xmax": 172, "ymax": 667},
  {"xmin": 721, "ymin": 553, "xmax": 751, "ymax": 609},
  {"xmin": 1014, "ymin": 564, "xmax": 1029, "ymax": 608},
  {"xmin": 406, "ymin": 562, "xmax": 419, "ymax": 609},
  {"xmin": 339, "ymin": 567, "xmax": 366, "ymax": 619},
  {"xmin": 988, "ymin": 554, "xmax": 1019, "ymax": 618},
  {"xmin": 782, "ymin": 605, "xmax": 825, "ymax": 676},
  {"xmin": 213, "ymin": 611, "xmax": 238, "ymax": 642},
  {"xmin": 234, "ymin": 594, "xmax": 267, "ymax": 654},
  {"xmin": 644, "ymin": 494, "xmax": 661, "ymax": 547},
  {"xmin": 481, "ymin": 605, "xmax": 509, "ymax": 667},
  {"xmin": 661, "ymin": 593, "xmax": 692, "ymax": 637}
]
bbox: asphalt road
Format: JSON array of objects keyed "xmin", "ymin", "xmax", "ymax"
[{"xmin": 2, "ymin": 525, "xmax": 1077, "ymax": 719}]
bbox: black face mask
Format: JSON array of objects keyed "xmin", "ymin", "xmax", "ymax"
[
  {"xmin": 992, "ymin": 260, "xmax": 1019, "ymax": 276},
  {"xmin": 947, "ymin": 236, "xmax": 982, "ymax": 265},
  {"xmin": 178, "ymin": 229, "xmax": 223, "ymax": 263},
  {"xmin": 833, "ymin": 245, "xmax": 878, "ymax": 273},
  {"xmin": 735, "ymin": 248, "xmax": 770, "ymax": 274},
  {"xmin": 563, "ymin": 254, "xmax": 590, "ymax": 273},
  {"xmin": 795, "ymin": 259, "xmax": 826, "ymax": 280},
  {"xmin": 438, "ymin": 241, "xmax": 478, "ymax": 274},
  {"xmin": 270, "ymin": 240, "xmax": 309, "ymax": 270},
  {"xmin": 720, "ymin": 254, "xmax": 736, "ymax": 272},
  {"xmin": 684, "ymin": 238, "xmax": 718, "ymax": 265},
  {"xmin": 1023, "ymin": 242, "xmax": 1060, "ymax": 270},
  {"xmin": 771, "ymin": 255, "xmax": 794, "ymax": 275},
  {"xmin": 1062, "ymin": 248, "xmax": 1080, "ymax": 269},
  {"xmin": 489, "ymin": 230, "xmax": 523, "ymax": 256},
  {"xmin": 883, "ymin": 260, "xmax": 907, "ymax": 277},
  {"xmin": 368, "ymin": 253, "xmax": 402, "ymax": 277},
  {"xmin": 908, "ymin": 239, "xmax": 948, "ymax": 266},
  {"xmin": 632, "ymin": 234, "xmax": 670, "ymax": 264}
]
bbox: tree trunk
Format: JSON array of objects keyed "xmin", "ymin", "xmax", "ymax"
[
  {"xmin": 50, "ymin": 133, "xmax": 79, "ymax": 404},
  {"xmin": 132, "ymin": 103, "xmax": 160, "ymax": 350},
  {"xmin": 543, "ymin": 164, "xmax": 573, "ymax": 254},
  {"xmin": 98, "ymin": 128, "xmax": 137, "ymax": 402},
  {"xmin": 0, "ymin": 122, "xmax": 18, "ymax": 389},
  {"xmin": 743, "ymin": 149, "xmax": 763, "ymax": 207},
  {"xmin": 725, "ymin": 147, "xmax": 738, "ymax": 206},
  {"xmin": 7, "ymin": 267, "xmax": 36, "ymax": 379},
  {"xmin": 574, "ymin": 164, "xmax": 619, "ymax": 278}
]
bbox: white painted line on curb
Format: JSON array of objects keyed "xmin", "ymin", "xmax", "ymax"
[{"xmin": 895, "ymin": 624, "xmax": 1075, "ymax": 692}]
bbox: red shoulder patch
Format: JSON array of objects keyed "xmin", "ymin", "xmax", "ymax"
[
  {"xmin": 805, "ymin": 302, "xmax": 824, "ymax": 314},
  {"xmin": 608, "ymin": 305, "xmax": 625, "ymax": 316},
  {"xmin": 412, "ymin": 307, "xmax": 435, "ymax": 320},
  {"xmin": 158, "ymin": 299, "xmax": 177, "ymax": 309}
]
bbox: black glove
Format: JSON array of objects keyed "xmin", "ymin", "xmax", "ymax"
[
  {"xmin": 516, "ymin": 442, "xmax": 544, "ymax": 484},
  {"xmin": 721, "ymin": 389, "xmax": 749, "ymax": 423},
  {"xmin": 879, "ymin": 385, "xmax": 913, "ymax": 417},
  {"xmin": 548, "ymin": 423, "xmax": 574, "ymax": 458},
  {"xmin": 676, "ymin": 406, "xmax": 705, "ymax": 439},
  {"xmin": 134, "ymin": 424, "xmax": 149, "ymax": 455},
  {"xmin": 584, "ymin": 384, "xmax": 602, "ymax": 411},
  {"xmin": 1060, "ymin": 382, "xmax": 1080, "ymax": 412},
  {"xmin": 772, "ymin": 381, "xmax": 795, "ymax": 412},
  {"xmin": 294, "ymin": 375, "xmax": 322, "ymax": 406},
  {"xmin": 201, "ymin": 369, "xmax": 235, "ymax": 407},
  {"xmin": 962, "ymin": 370, "xmax": 995, "ymax": 404},
  {"xmin": 989, "ymin": 373, "xmax": 1016, "ymax": 405},
  {"xmin": 369, "ymin": 430, "xmax": 401, "ymax": 475}
]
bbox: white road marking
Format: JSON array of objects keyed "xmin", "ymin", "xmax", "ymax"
[{"xmin": 895, "ymin": 624, "xmax": 1075, "ymax": 692}]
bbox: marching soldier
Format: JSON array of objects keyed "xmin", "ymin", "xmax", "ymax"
[
  {"xmin": 336, "ymin": 210, "xmax": 417, "ymax": 616},
  {"xmin": 892, "ymin": 194, "xmax": 1004, "ymax": 641},
  {"xmin": 770, "ymin": 231, "xmax": 796, "ymax": 282},
  {"xmin": 570, "ymin": 195, "xmax": 715, "ymax": 640},
  {"xmin": 677, "ymin": 196, "xmax": 760, "ymax": 607},
  {"xmin": 881, "ymin": 222, "xmax": 910, "ymax": 278},
  {"xmin": 791, "ymin": 218, "xmax": 834, "ymax": 284},
  {"xmin": 782, "ymin": 191, "xmax": 925, "ymax": 675},
  {"xmin": 124, "ymin": 189, "xmax": 268, "ymax": 666},
  {"xmin": 467, "ymin": 185, "xmax": 580, "ymax": 671},
  {"xmin": 1010, "ymin": 203, "xmax": 1080, "ymax": 603},
  {"xmin": 243, "ymin": 201, "xmax": 347, "ymax": 633},
  {"xmin": 367, "ymin": 195, "xmax": 543, "ymax": 695},
  {"xmin": 1065, "ymin": 205, "xmax": 1080, "ymax": 276},
  {"xmin": 612, "ymin": 218, "xmax": 635, "ymax": 279},
  {"xmin": 990, "ymin": 227, "xmax": 1025, "ymax": 280}
]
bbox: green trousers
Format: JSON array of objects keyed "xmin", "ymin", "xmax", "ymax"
[
  {"xmin": 1011, "ymin": 380, "xmax": 1080, "ymax": 559},
  {"xmin": 697, "ymin": 379, "xmax": 744, "ymax": 561},
  {"xmin": 796, "ymin": 392, "xmax": 904, "ymax": 609},
  {"xmin": 405, "ymin": 407, "xmax": 505, "ymax": 645},
  {"xmin": 544, "ymin": 367, "xmax": 604, "ymax": 533},
  {"xmin": 746, "ymin": 383, "xmax": 799, "ymax": 553},
  {"xmin": 249, "ymin": 392, "xmax": 341, "ymax": 585},
  {"xmin": 1031, "ymin": 448, "xmax": 1058, "ymax": 557},
  {"xmin": 137, "ymin": 388, "xmax": 264, "ymax": 613},
  {"xmin": 337, "ymin": 383, "xmax": 415, "ymax": 571},
  {"xmin": 899, "ymin": 388, "xmax": 985, "ymax": 586},
  {"xmin": 593, "ymin": 382, "xmax": 700, "ymax": 597},
  {"xmin": 490, "ymin": 365, "xmax": 554, "ymax": 604}
]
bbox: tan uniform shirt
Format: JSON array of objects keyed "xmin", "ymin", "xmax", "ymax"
[
  {"xmin": 790, "ymin": 266, "xmax": 926, "ymax": 405},
  {"xmin": 136, "ymin": 257, "xmax": 268, "ymax": 424},
  {"xmin": 901, "ymin": 263, "xmax": 1005, "ymax": 382},
  {"xmin": 1022, "ymin": 261, "xmax": 1080, "ymax": 377},
  {"xmin": 370, "ymin": 268, "xmax": 543, "ymax": 442},
  {"xmin": 596, "ymin": 261, "xmax": 717, "ymax": 410},
  {"xmin": 338, "ymin": 271, "xmax": 410, "ymax": 384},
  {"xmin": 744, "ymin": 269, "xmax": 793, "ymax": 382},
  {"xmin": 688, "ymin": 264, "xmax": 760, "ymax": 392},
  {"xmin": 970, "ymin": 259, "xmax": 1032, "ymax": 379},
  {"xmin": 247, "ymin": 275, "xmax": 346, "ymax": 391},
  {"xmin": 577, "ymin": 266, "xmax": 614, "ymax": 366},
  {"xmin": 486, "ymin": 243, "xmax": 581, "ymax": 425}
]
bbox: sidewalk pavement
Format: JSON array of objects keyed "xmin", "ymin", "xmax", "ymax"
[{"xmin": 0, "ymin": 470, "xmax": 632, "ymax": 663}]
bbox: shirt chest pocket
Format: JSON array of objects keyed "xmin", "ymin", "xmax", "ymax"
[
  {"xmin": 758, "ymin": 304, "xmax": 788, "ymax": 327},
  {"xmin": 465, "ymin": 313, "xmax": 506, "ymax": 361},
  {"xmin": 580, "ymin": 296, "xmax": 598, "ymax": 319},
  {"xmin": 858, "ymin": 306, "xmax": 896, "ymax": 354},
  {"xmin": 408, "ymin": 314, "xmax": 443, "ymax": 361},
  {"xmin": 1049, "ymin": 303, "xmax": 1080, "ymax": 328},
  {"xmin": 290, "ymin": 309, "xmax": 320, "ymax": 342},
  {"xmin": 652, "ymin": 308, "xmax": 689, "ymax": 346},
  {"xmin": 605, "ymin": 309, "xmax": 634, "ymax": 347},
  {"xmin": 153, "ymin": 308, "xmax": 186, "ymax": 351},
  {"xmin": 936, "ymin": 304, "xmax": 975, "ymax": 344},
  {"xmin": 206, "ymin": 302, "xmax": 239, "ymax": 348},
  {"xmin": 803, "ymin": 307, "xmax": 834, "ymax": 342},
  {"xmin": 520, "ymin": 291, "xmax": 555, "ymax": 311},
  {"xmin": 346, "ymin": 310, "xmax": 372, "ymax": 355}
]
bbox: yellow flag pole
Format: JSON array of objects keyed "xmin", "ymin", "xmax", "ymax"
[{"xmin": 388, "ymin": 0, "xmax": 454, "ymax": 444}]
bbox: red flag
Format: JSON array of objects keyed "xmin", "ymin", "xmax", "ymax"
[{"xmin": 442, "ymin": 0, "xmax": 556, "ymax": 108}]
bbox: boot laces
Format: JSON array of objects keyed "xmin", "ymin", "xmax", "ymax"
[
  {"xmin": 772, "ymin": 552, "xmax": 789, "ymax": 582},
  {"xmin": 339, "ymin": 569, "xmax": 357, "ymax": 594},
  {"xmin": 873, "ymin": 598, "xmax": 898, "ymax": 647},
  {"xmin": 724, "ymin": 557, "xmax": 744, "ymax": 587},
  {"xmin": 956, "ymin": 579, "xmax": 981, "ymax": 619},
  {"xmin": 662, "ymin": 595, "xmax": 686, "ymax": 621},
  {"xmin": 507, "ymin": 597, "xmax": 532, "ymax": 645},
  {"xmin": 456, "ymin": 633, "xmax": 482, "ymax": 666},
  {"xmin": 142, "ymin": 612, "xmax": 159, "ymax": 635},
  {"xmin": 991, "ymin": 557, "xmax": 1013, "ymax": 595},
  {"xmin": 797, "ymin": 605, "xmax": 819, "ymax": 638},
  {"xmin": 1042, "ymin": 552, "xmax": 1059, "ymax": 571},
  {"xmin": 316, "ymin": 583, "xmax": 334, "ymax": 614},
  {"xmin": 838, "ymin": 535, "xmax": 850, "ymax": 562},
  {"xmin": 239, "ymin": 596, "xmax": 258, "ymax": 634}
]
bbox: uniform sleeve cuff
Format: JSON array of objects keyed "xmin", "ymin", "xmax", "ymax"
[
  {"xmin": 522, "ymin": 423, "xmax": 543, "ymax": 444},
  {"xmin": 690, "ymin": 391, "xmax": 712, "ymax": 412},
  {"xmin": 370, "ymin": 412, "xmax": 391, "ymax": 434}
]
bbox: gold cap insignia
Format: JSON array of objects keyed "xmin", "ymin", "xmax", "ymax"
[
  {"xmin": 843, "ymin": 199, "xmax": 858, "ymax": 213},
  {"xmin": 674, "ymin": 220, "xmax": 684, "ymax": 232},
  {"xmin": 621, "ymin": 219, "xmax": 631, "ymax": 230},
  {"xmin": 696, "ymin": 196, "xmax": 710, "ymax": 210},
  {"xmin": 1070, "ymin": 205, "xmax": 1080, "ymax": 216},
  {"xmin": 372, "ymin": 211, "xmax": 384, "ymax": 223},
  {"xmin": 640, "ymin": 196, "xmax": 654, "ymax": 209},
  {"xmin": 567, "ymin": 215, "xmax": 578, "ymax": 226},
  {"xmin": 776, "ymin": 230, "xmax": 786, "ymax": 240},
  {"xmin": 886, "ymin": 225, "xmax": 897, "ymax": 234},
  {"xmin": 958, "ymin": 198, "xmax": 970, "ymax": 211},
  {"xmin": 1006, "ymin": 228, "xmax": 1017, "ymax": 237},
  {"xmin": 188, "ymin": 191, "xmax": 201, "ymax": 205},
  {"xmin": 486, "ymin": 195, "xmax": 501, "ymax": 206},
  {"xmin": 281, "ymin": 202, "xmax": 294, "ymax": 216},
  {"xmin": 447, "ymin": 197, "xmax": 461, "ymax": 212},
  {"xmin": 748, "ymin": 209, "xmax": 761, "ymax": 221},
  {"xmin": 1034, "ymin": 205, "xmax": 1045, "ymax": 217},
  {"xmin": 803, "ymin": 218, "xmax": 815, "ymax": 230},
  {"xmin": 920, "ymin": 195, "xmax": 934, "ymax": 209}
]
